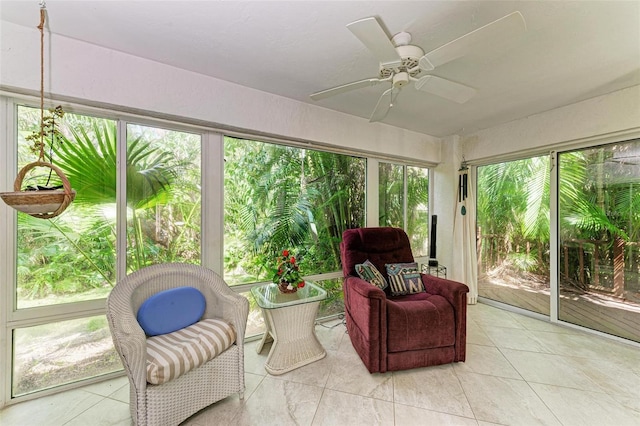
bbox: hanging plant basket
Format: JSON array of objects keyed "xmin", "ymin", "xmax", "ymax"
[
  {"xmin": 0, "ymin": 6, "xmax": 75, "ymax": 219},
  {"xmin": 0, "ymin": 161, "xmax": 76, "ymax": 219}
]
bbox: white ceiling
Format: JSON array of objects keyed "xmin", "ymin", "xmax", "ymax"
[{"xmin": 1, "ymin": 1, "xmax": 639, "ymax": 137}]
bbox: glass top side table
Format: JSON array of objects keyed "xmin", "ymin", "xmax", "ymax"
[
  {"xmin": 251, "ymin": 281, "xmax": 327, "ymax": 309},
  {"xmin": 251, "ymin": 282, "xmax": 327, "ymax": 375}
]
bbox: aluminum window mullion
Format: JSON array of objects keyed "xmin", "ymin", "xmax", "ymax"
[
  {"xmin": 202, "ymin": 132, "xmax": 224, "ymax": 274},
  {"xmin": 116, "ymin": 120, "xmax": 127, "ymax": 281},
  {"xmin": 403, "ymin": 165, "xmax": 408, "ymax": 230},
  {"xmin": 549, "ymin": 151, "xmax": 559, "ymax": 322},
  {"xmin": 0, "ymin": 97, "xmax": 16, "ymax": 408}
]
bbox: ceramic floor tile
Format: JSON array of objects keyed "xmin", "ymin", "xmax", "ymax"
[
  {"xmin": 243, "ymin": 340, "xmax": 271, "ymax": 376},
  {"xmin": 510, "ymin": 314, "xmax": 580, "ymax": 334},
  {"xmin": 63, "ymin": 397, "xmax": 131, "ymax": 426},
  {"xmin": 483, "ymin": 325, "xmax": 552, "ymax": 353},
  {"xmin": 0, "ymin": 388, "xmax": 104, "ymax": 426},
  {"xmin": 466, "ymin": 321, "xmax": 495, "ymax": 346},
  {"xmin": 393, "ymin": 364, "xmax": 474, "ymax": 418},
  {"xmin": 268, "ymin": 349, "xmax": 334, "ymax": 387},
  {"xmin": 457, "ymin": 372, "xmax": 561, "ymax": 425},
  {"xmin": 186, "ymin": 393, "xmax": 248, "ymax": 426},
  {"xmin": 5, "ymin": 303, "xmax": 640, "ymax": 426},
  {"xmin": 230, "ymin": 376, "xmax": 323, "ymax": 426},
  {"xmin": 572, "ymin": 356, "xmax": 640, "ymax": 397},
  {"xmin": 107, "ymin": 382, "xmax": 130, "ymax": 404},
  {"xmin": 186, "ymin": 372, "xmax": 264, "ymax": 426},
  {"xmin": 311, "ymin": 389, "xmax": 394, "ymax": 426},
  {"xmin": 80, "ymin": 376, "xmax": 128, "ymax": 398},
  {"xmin": 394, "ymin": 404, "xmax": 478, "ymax": 426},
  {"xmin": 325, "ymin": 350, "xmax": 393, "ymax": 401},
  {"xmin": 468, "ymin": 304, "xmax": 526, "ymax": 329},
  {"xmin": 530, "ymin": 382, "xmax": 640, "ymax": 426},
  {"xmin": 527, "ymin": 330, "xmax": 613, "ymax": 359},
  {"xmin": 314, "ymin": 320, "xmax": 346, "ymax": 351},
  {"xmin": 452, "ymin": 344, "xmax": 521, "ymax": 380},
  {"xmin": 337, "ymin": 333, "xmax": 360, "ymax": 355},
  {"xmin": 500, "ymin": 348, "xmax": 600, "ymax": 391}
]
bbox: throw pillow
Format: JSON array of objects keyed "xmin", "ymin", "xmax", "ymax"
[
  {"xmin": 137, "ymin": 286, "xmax": 206, "ymax": 336},
  {"xmin": 355, "ymin": 259, "xmax": 388, "ymax": 290},
  {"xmin": 385, "ymin": 262, "xmax": 424, "ymax": 296}
]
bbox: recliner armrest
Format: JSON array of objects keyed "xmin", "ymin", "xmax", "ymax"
[
  {"xmin": 421, "ymin": 273, "xmax": 469, "ymax": 362},
  {"xmin": 421, "ymin": 274, "xmax": 469, "ymax": 306},
  {"xmin": 342, "ymin": 275, "xmax": 388, "ymax": 372},
  {"xmin": 344, "ymin": 275, "xmax": 387, "ymax": 300}
]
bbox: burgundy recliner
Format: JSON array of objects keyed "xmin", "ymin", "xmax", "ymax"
[{"xmin": 340, "ymin": 227, "xmax": 469, "ymax": 373}]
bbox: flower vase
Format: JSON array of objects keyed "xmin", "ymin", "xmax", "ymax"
[{"xmin": 278, "ymin": 281, "xmax": 298, "ymax": 294}]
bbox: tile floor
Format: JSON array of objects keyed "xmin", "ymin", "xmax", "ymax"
[{"xmin": 2, "ymin": 303, "xmax": 640, "ymax": 425}]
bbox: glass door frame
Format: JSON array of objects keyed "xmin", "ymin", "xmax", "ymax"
[{"xmin": 476, "ymin": 129, "xmax": 640, "ymax": 347}]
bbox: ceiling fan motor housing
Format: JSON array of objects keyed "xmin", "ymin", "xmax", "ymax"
[
  {"xmin": 379, "ymin": 44, "xmax": 425, "ymax": 78},
  {"xmin": 393, "ymin": 72, "xmax": 409, "ymax": 88}
]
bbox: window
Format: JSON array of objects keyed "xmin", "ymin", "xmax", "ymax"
[
  {"xmin": 223, "ymin": 137, "xmax": 366, "ymax": 334},
  {"xmin": 4, "ymin": 100, "xmax": 434, "ymax": 403},
  {"xmin": 125, "ymin": 124, "xmax": 202, "ymax": 272},
  {"xmin": 477, "ymin": 156, "xmax": 550, "ymax": 315},
  {"xmin": 223, "ymin": 137, "xmax": 365, "ymax": 285},
  {"xmin": 16, "ymin": 107, "xmax": 117, "ymax": 309},
  {"xmin": 379, "ymin": 162, "xmax": 430, "ymax": 257},
  {"xmin": 11, "ymin": 107, "xmax": 203, "ymax": 397}
]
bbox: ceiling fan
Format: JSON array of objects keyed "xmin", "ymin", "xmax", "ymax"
[{"xmin": 310, "ymin": 12, "xmax": 526, "ymax": 122}]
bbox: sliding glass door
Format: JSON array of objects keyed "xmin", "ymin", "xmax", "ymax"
[
  {"xmin": 558, "ymin": 140, "xmax": 640, "ymax": 342},
  {"xmin": 477, "ymin": 156, "xmax": 550, "ymax": 315},
  {"xmin": 476, "ymin": 142, "xmax": 640, "ymax": 344}
]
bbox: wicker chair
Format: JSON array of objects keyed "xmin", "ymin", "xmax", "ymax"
[{"xmin": 106, "ymin": 263, "xmax": 249, "ymax": 426}]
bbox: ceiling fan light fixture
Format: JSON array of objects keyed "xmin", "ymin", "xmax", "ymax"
[
  {"xmin": 393, "ymin": 72, "xmax": 409, "ymax": 88},
  {"xmin": 391, "ymin": 31, "xmax": 412, "ymax": 47}
]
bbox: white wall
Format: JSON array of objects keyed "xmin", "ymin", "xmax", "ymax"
[
  {"xmin": 0, "ymin": 21, "xmax": 441, "ymax": 163},
  {"xmin": 430, "ymin": 135, "xmax": 460, "ymax": 271},
  {"xmin": 462, "ymin": 85, "xmax": 640, "ymax": 162}
]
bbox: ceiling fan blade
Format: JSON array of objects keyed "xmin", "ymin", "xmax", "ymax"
[
  {"xmin": 369, "ymin": 87, "xmax": 399, "ymax": 122},
  {"xmin": 419, "ymin": 11, "xmax": 526, "ymax": 71},
  {"xmin": 310, "ymin": 77, "xmax": 387, "ymax": 101},
  {"xmin": 414, "ymin": 75, "xmax": 476, "ymax": 103},
  {"xmin": 347, "ymin": 17, "xmax": 403, "ymax": 68}
]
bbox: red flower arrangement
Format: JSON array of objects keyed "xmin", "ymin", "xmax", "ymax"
[{"xmin": 272, "ymin": 249, "xmax": 305, "ymax": 291}]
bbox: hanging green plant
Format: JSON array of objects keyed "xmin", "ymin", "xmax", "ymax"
[{"xmin": 0, "ymin": 4, "xmax": 75, "ymax": 219}]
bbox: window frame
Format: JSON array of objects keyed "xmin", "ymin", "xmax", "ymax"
[{"xmin": 0, "ymin": 94, "xmax": 435, "ymax": 406}]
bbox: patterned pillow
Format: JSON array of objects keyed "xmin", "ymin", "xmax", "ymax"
[
  {"xmin": 355, "ymin": 259, "xmax": 388, "ymax": 290},
  {"xmin": 385, "ymin": 262, "xmax": 424, "ymax": 296}
]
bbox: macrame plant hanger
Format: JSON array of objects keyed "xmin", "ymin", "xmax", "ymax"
[{"xmin": 0, "ymin": 1, "xmax": 75, "ymax": 219}]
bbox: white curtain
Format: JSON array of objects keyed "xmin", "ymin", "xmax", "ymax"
[{"xmin": 452, "ymin": 165, "xmax": 478, "ymax": 304}]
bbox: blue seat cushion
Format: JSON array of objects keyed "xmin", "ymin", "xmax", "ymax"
[{"xmin": 137, "ymin": 286, "xmax": 206, "ymax": 336}]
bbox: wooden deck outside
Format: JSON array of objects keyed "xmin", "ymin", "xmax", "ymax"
[{"xmin": 479, "ymin": 276, "xmax": 640, "ymax": 343}]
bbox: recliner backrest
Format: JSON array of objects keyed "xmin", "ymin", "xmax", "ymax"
[{"xmin": 340, "ymin": 227, "xmax": 415, "ymax": 280}]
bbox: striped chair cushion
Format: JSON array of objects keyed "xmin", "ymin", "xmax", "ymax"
[{"xmin": 146, "ymin": 318, "xmax": 236, "ymax": 385}]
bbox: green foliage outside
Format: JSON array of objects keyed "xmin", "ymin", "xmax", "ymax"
[
  {"xmin": 15, "ymin": 109, "xmax": 430, "ymax": 314},
  {"xmin": 16, "ymin": 108, "xmax": 201, "ymax": 307},
  {"xmin": 478, "ymin": 141, "xmax": 640, "ymax": 297}
]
